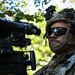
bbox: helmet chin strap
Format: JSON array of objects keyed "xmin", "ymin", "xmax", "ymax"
[
  {"xmin": 61, "ymin": 24, "xmax": 70, "ymax": 46},
  {"xmin": 61, "ymin": 24, "xmax": 75, "ymax": 46}
]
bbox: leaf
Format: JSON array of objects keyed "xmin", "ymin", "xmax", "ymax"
[{"xmin": 0, "ymin": 12, "xmax": 5, "ymax": 17}]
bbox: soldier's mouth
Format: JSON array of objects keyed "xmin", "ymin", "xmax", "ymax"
[{"xmin": 50, "ymin": 41, "xmax": 57, "ymax": 45}]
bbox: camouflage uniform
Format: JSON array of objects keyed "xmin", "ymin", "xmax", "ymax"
[{"xmin": 33, "ymin": 50, "xmax": 75, "ymax": 75}]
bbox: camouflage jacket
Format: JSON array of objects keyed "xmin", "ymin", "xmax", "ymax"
[{"xmin": 33, "ymin": 51, "xmax": 75, "ymax": 75}]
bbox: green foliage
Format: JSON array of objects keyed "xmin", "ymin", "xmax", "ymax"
[
  {"xmin": 26, "ymin": 20, "xmax": 54, "ymax": 75},
  {"xmin": 0, "ymin": 12, "xmax": 5, "ymax": 17},
  {"xmin": 0, "ymin": 0, "xmax": 54, "ymax": 75}
]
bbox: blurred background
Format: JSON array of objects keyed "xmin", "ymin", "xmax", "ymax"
[{"xmin": 0, "ymin": 0, "xmax": 75, "ymax": 75}]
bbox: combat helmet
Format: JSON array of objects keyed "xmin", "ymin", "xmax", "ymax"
[{"xmin": 44, "ymin": 5, "xmax": 75, "ymax": 36}]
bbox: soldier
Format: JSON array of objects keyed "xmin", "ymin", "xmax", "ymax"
[{"xmin": 33, "ymin": 6, "xmax": 75, "ymax": 75}]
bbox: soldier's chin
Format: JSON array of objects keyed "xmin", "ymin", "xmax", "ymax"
[
  {"xmin": 50, "ymin": 44, "xmax": 62, "ymax": 54},
  {"xmin": 51, "ymin": 46, "xmax": 60, "ymax": 53}
]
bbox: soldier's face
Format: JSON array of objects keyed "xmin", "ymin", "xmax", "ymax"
[{"xmin": 48, "ymin": 21, "xmax": 74, "ymax": 54}]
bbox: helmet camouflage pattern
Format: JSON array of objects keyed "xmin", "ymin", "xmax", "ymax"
[{"xmin": 44, "ymin": 6, "xmax": 75, "ymax": 35}]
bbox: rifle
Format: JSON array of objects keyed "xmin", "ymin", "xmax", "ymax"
[{"xmin": 0, "ymin": 18, "xmax": 41, "ymax": 75}]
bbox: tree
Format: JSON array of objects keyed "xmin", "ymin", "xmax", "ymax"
[
  {"xmin": 0, "ymin": 0, "xmax": 52, "ymax": 75},
  {"xmin": 0, "ymin": 0, "xmax": 46, "ymax": 22}
]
